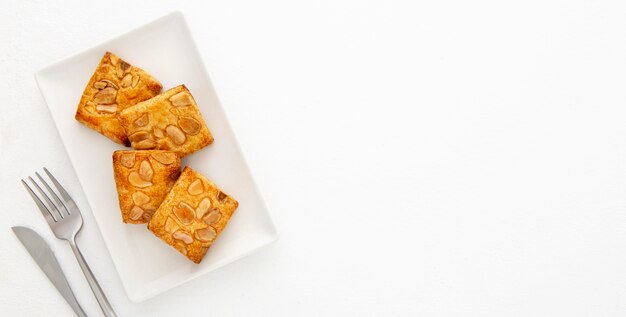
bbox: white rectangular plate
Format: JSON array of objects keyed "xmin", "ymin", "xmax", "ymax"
[{"xmin": 35, "ymin": 12, "xmax": 277, "ymax": 302}]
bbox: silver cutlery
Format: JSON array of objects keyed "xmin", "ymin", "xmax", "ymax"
[
  {"xmin": 12, "ymin": 226, "xmax": 87, "ymax": 317},
  {"xmin": 22, "ymin": 168, "xmax": 117, "ymax": 317}
]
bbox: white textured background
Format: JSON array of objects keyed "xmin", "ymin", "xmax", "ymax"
[{"xmin": 2, "ymin": 0, "xmax": 626, "ymax": 316}]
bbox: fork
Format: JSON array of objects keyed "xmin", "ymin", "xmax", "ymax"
[{"xmin": 22, "ymin": 168, "xmax": 117, "ymax": 317}]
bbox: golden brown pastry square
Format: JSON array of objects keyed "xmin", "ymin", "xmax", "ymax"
[
  {"xmin": 75, "ymin": 52, "xmax": 162, "ymax": 145},
  {"xmin": 148, "ymin": 167, "xmax": 238, "ymax": 263},
  {"xmin": 117, "ymin": 85, "xmax": 214, "ymax": 157},
  {"xmin": 112, "ymin": 150, "xmax": 181, "ymax": 224}
]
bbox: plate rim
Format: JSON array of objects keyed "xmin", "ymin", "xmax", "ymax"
[{"xmin": 34, "ymin": 11, "xmax": 278, "ymax": 302}]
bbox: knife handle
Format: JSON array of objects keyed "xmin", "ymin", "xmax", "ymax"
[{"xmin": 69, "ymin": 239, "xmax": 117, "ymax": 317}]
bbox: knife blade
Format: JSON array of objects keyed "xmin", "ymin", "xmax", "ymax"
[{"xmin": 12, "ymin": 226, "xmax": 86, "ymax": 317}]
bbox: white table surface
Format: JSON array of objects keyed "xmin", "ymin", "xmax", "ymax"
[{"xmin": 2, "ymin": 0, "xmax": 626, "ymax": 316}]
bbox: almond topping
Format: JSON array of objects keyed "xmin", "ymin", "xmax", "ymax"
[
  {"xmin": 178, "ymin": 116, "xmax": 201, "ymax": 135},
  {"xmin": 120, "ymin": 61, "xmax": 130, "ymax": 71},
  {"xmin": 173, "ymin": 231, "xmax": 193, "ymax": 244},
  {"xmin": 139, "ymin": 160, "xmax": 154, "ymax": 181},
  {"xmin": 166, "ymin": 125, "xmax": 186, "ymax": 145},
  {"xmin": 132, "ymin": 191, "xmax": 150, "ymax": 205},
  {"xmin": 195, "ymin": 197, "xmax": 212, "ymax": 218},
  {"xmin": 164, "ymin": 217, "xmax": 180, "ymax": 233},
  {"xmin": 134, "ymin": 113, "xmax": 149, "ymax": 127},
  {"xmin": 153, "ymin": 128, "xmax": 165, "ymax": 139},
  {"xmin": 100, "ymin": 79, "xmax": 118, "ymax": 89},
  {"xmin": 93, "ymin": 87, "xmax": 117, "ymax": 104},
  {"xmin": 173, "ymin": 202, "xmax": 195, "ymax": 224},
  {"xmin": 128, "ymin": 131, "xmax": 151, "ymax": 143},
  {"xmin": 128, "ymin": 171, "xmax": 152, "ymax": 188},
  {"xmin": 84, "ymin": 102, "xmax": 95, "ymax": 113},
  {"xmin": 202, "ymin": 210, "xmax": 221, "ymax": 225},
  {"xmin": 133, "ymin": 139, "xmax": 156, "ymax": 150},
  {"xmin": 117, "ymin": 61, "xmax": 130, "ymax": 78},
  {"xmin": 131, "ymin": 75, "xmax": 140, "ymax": 88},
  {"xmin": 129, "ymin": 206, "xmax": 144, "ymax": 220},
  {"xmin": 109, "ymin": 53, "xmax": 119, "ymax": 66},
  {"xmin": 217, "ymin": 191, "xmax": 228, "ymax": 202},
  {"xmin": 187, "ymin": 179, "xmax": 203, "ymax": 195},
  {"xmin": 93, "ymin": 81, "xmax": 107, "ymax": 89},
  {"xmin": 195, "ymin": 227, "xmax": 216, "ymax": 242},
  {"xmin": 143, "ymin": 208, "xmax": 155, "ymax": 221},
  {"xmin": 120, "ymin": 153, "xmax": 135, "ymax": 168},
  {"xmin": 169, "ymin": 91, "xmax": 193, "ymax": 107},
  {"xmin": 121, "ymin": 73, "xmax": 132, "ymax": 88},
  {"xmin": 151, "ymin": 152, "xmax": 177, "ymax": 165},
  {"xmin": 96, "ymin": 104, "xmax": 117, "ymax": 113}
]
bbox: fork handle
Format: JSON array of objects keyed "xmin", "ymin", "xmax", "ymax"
[{"xmin": 69, "ymin": 240, "xmax": 117, "ymax": 317}]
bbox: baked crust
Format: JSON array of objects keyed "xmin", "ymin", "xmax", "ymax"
[
  {"xmin": 112, "ymin": 150, "xmax": 181, "ymax": 224},
  {"xmin": 117, "ymin": 85, "xmax": 213, "ymax": 157},
  {"xmin": 148, "ymin": 167, "xmax": 238, "ymax": 263},
  {"xmin": 75, "ymin": 52, "xmax": 162, "ymax": 145}
]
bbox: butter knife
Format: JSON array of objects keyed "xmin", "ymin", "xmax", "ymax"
[{"xmin": 12, "ymin": 226, "xmax": 86, "ymax": 317}]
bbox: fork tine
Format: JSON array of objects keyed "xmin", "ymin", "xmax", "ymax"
[
  {"xmin": 28, "ymin": 176, "xmax": 64, "ymax": 219},
  {"xmin": 21, "ymin": 179, "xmax": 58, "ymax": 223},
  {"xmin": 36, "ymin": 172, "xmax": 70, "ymax": 216},
  {"xmin": 43, "ymin": 168, "xmax": 74, "ymax": 204}
]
